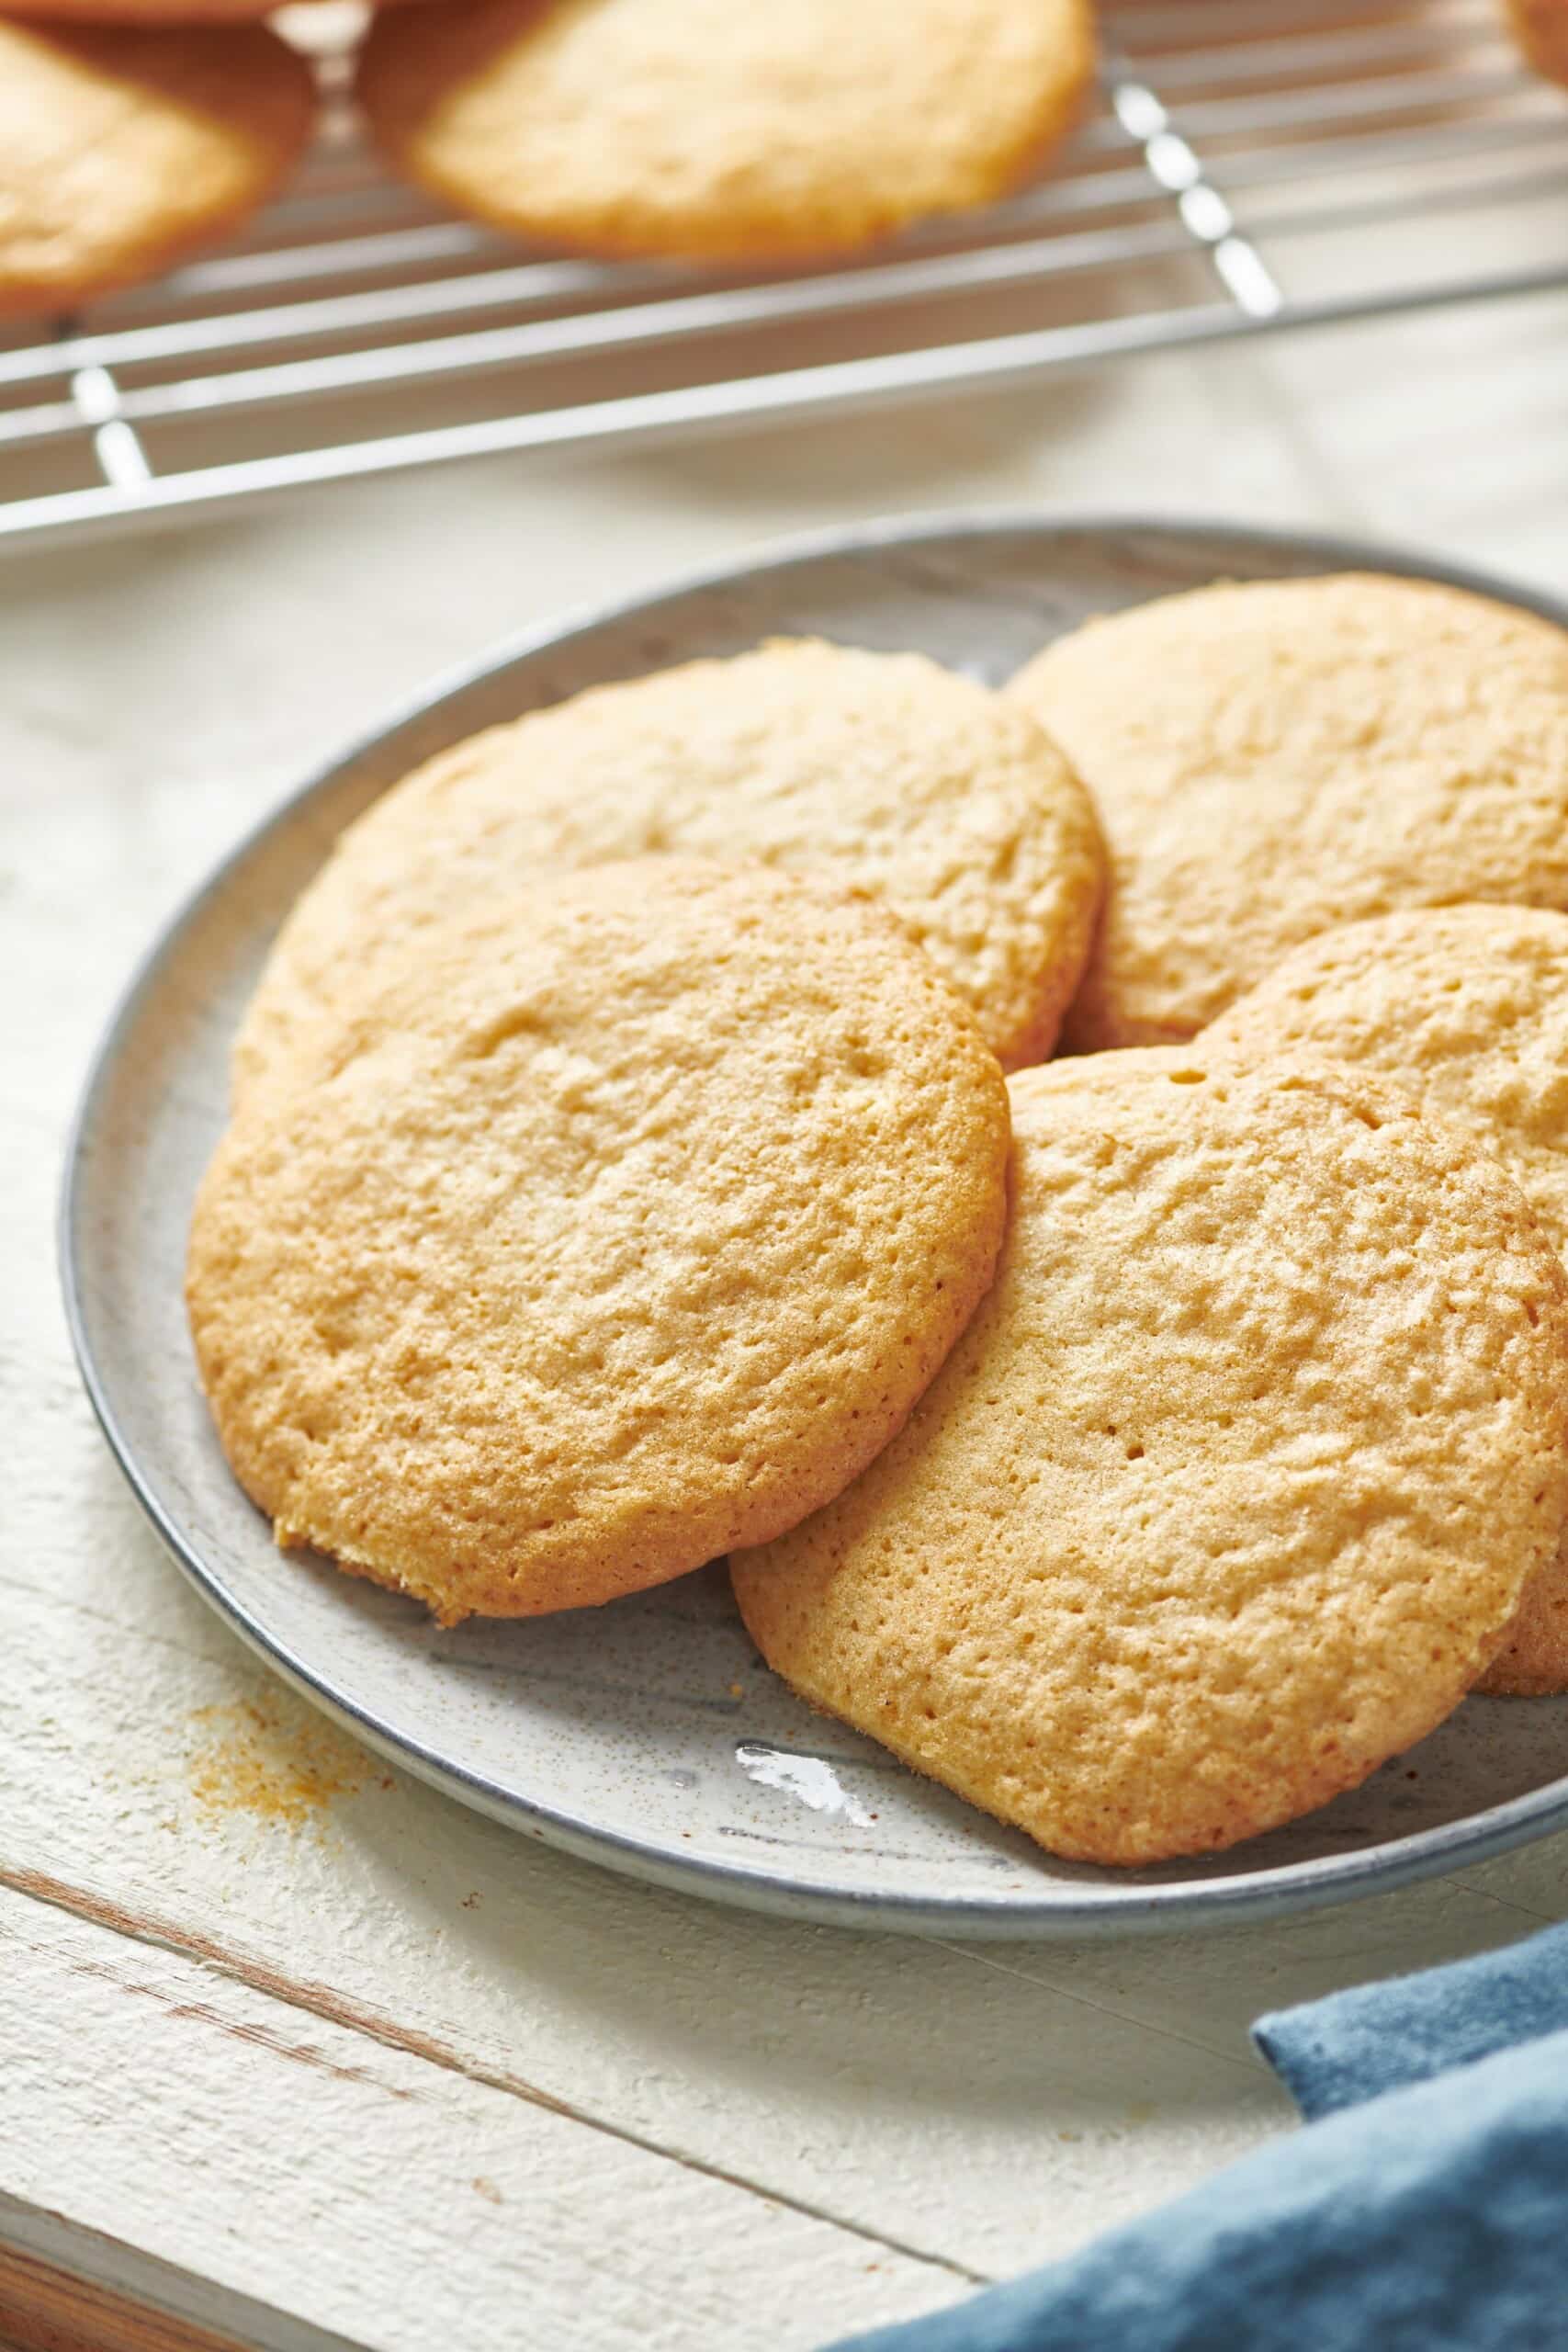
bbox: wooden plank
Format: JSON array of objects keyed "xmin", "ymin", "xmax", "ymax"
[
  {"xmin": 0, "ymin": 1568, "xmax": 1288, "ymax": 2280},
  {"xmin": 1251, "ymin": 198, "xmax": 1568, "ymax": 593},
  {"xmin": 13, "ymin": 1399, "xmax": 1566, "ymax": 2277},
  {"xmin": 0, "ymin": 1885, "xmax": 956, "ymax": 2352},
  {"xmin": 0, "ymin": 2227, "xmax": 306, "ymax": 2352},
  {"xmin": 0, "ymin": 2196, "xmax": 370, "ymax": 2352},
  {"xmin": 0, "ymin": 2239, "xmax": 243, "ymax": 2352},
  {"xmin": 931, "ymin": 1843, "xmax": 1568, "ymax": 2064}
]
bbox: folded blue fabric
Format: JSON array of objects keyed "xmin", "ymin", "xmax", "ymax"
[
  {"xmin": 829, "ymin": 1920, "xmax": 1568, "ymax": 2352},
  {"xmin": 1255, "ymin": 1918, "xmax": 1568, "ymax": 2119}
]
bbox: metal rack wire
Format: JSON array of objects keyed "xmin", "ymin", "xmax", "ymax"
[{"xmin": 5, "ymin": 0, "xmax": 1567, "ymax": 549}]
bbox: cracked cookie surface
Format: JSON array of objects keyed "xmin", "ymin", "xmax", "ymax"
[
  {"xmin": 190, "ymin": 858, "xmax": 1010, "ymax": 1622},
  {"xmin": 1210, "ymin": 903, "xmax": 1568, "ymax": 1693},
  {"xmin": 235, "ymin": 639, "xmax": 1103, "ymax": 1102}
]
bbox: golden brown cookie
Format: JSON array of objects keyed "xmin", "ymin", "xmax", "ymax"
[
  {"xmin": 0, "ymin": 22, "xmax": 315, "ymax": 319},
  {"xmin": 233, "ymin": 639, "xmax": 1104, "ymax": 1102},
  {"xmin": 1503, "ymin": 0, "xmax": 1568, "ymax": 84},
  {"xmin": 355, "ymin": 0, "xmax": 1095, "ymax": 262},
  {"xmin": 732, "ymin": 1052, "xmax": 1568, "ymax": 1866},
  {"xmin": 1007, "ymin": 573, "xmax": 1568, "ymax": 1053},
  {"xmin": 1207, "ymin": 903, "xmax": 1568, "ymax": 1695},
  {"xmin": 189, "ymin": 858, "xmax": 1010, "ymax": 1623}
]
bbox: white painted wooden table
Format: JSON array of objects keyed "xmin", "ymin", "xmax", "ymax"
[{"xmin": 7, "ymin": 262, "xmax": 1568, "ymax": 2352}]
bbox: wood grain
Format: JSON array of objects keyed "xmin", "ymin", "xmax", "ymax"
[
  {"xmin": 0, "ymin": 1887, "xmax": 956, "ymax": 2352},
  {"xmin": 0, "ymin": 2193, "xmax": 363, "ymax": 2352},
  {"xmin": 0, "ymin": 2237, "xmax": 254, "ymax": 2352}
]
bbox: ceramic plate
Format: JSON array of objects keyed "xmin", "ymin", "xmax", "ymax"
[{"xmin": 62, "ymin": 514, "xmax": 1568, "ymax": 1936}]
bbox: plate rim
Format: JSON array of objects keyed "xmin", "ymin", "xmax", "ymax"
[{"xmin": 59, "ymin": 504, "xmax": 1568, "ymax": 1939}]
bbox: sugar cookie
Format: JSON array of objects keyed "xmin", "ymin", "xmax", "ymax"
[
  {"xmin": 1209, "ymin": 902, "xmax": 1568, "ymax": 1693},
  {"xmin": 733, "ymin": 1053, "xmax": 1568, "ymax": 1863},
  {"xmin": 190, "ymin": 859, "xmax": 1010, "ymax": 1623},
  {"xmin": 0, "ymin": 21, "xmax": 314, "ymax": 318},
  {"xmin": 356, "ymin": 0, "xmax": 1094, "ymax": 261},
  {"xmin": 235, "ymin": 639, "xmax": 1103, "ymax": 1100},
  {"xmin": 1009, "ymin": 573, "xmax": 1568, "ymax": 1051}
]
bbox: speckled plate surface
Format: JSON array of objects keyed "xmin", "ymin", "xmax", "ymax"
[{"xmin": 62, "ymin": 514, "xmax": 1568, "ymax": 1936}]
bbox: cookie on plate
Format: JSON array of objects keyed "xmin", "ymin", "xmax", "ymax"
[
  {"xmin": 355, "ymin": 0, "xmax": 1095, "ymax": 261},
  {"xmin": 234, "ymin": 639, "xmax": 1104, "ymax": 1102},
  {"xmin": 1208, "ymin": 902, "xmax": 1568, "ymax": 1695},
  {"xmin": 732, "ymin": 1052, "xmax": 1568, "ymax": 1865},
  {"xmin": 189, "ymin": 859, "xmax": 1010, "ymax": 1623},
  {"xmin": 1007, "ymin": 573, "xmax": 1568, "ymax": 1052},
  {"xmin": 0, "ymin": 22, "xmax": 314, "ymax": 318}
]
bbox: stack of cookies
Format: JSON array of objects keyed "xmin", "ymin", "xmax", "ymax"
[
  {"xmin": 2, "ymin": 0, "xmax": 1095, "ymax": 319},
  {"xmin": 189, "ymin": 571, "xmax": 1568, "ymax": 1870}
]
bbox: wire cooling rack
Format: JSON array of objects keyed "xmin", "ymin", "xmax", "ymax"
[{"xmin": 5, "ymin": 0, "xmax": 1568, "ymax": 549}]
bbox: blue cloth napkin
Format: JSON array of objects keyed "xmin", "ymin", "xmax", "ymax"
[
  {"xmin": 829, "ymin": 1921, "xmax": 1568, "ymax": 2352},
  {"xmin": 1255, "ymin": 1919, "xmax": 1568, "ymax": 2118}
]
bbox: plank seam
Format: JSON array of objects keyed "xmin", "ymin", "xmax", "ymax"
[{"xmin": 0, "ymin": 1867, "xmax": 988, "ymax": 2293}]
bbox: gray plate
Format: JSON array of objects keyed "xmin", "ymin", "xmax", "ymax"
[{"xmin": 61, "ymin": 513, "xmax": 1568, "ymax": 1937}]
